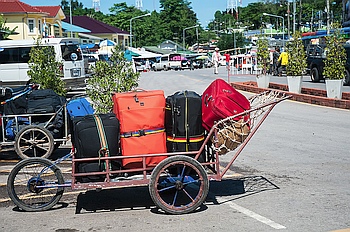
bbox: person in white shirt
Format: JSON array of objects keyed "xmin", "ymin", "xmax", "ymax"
[{"xmin": 212, "ymin": 47, "xmax": 220, "ymax": 74}]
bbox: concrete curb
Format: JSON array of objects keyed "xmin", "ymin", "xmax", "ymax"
[{"xmin": 231, "ymin": 81, "xmax": 350, "ymax": 110}]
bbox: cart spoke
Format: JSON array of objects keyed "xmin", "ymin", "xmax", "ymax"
[
  {"xmin": 149, "ymin": 156, "xmax": 209, "ymax": 215},
  {"xmin": 7, "ymin": 158, "xmax": 64, "ymax": 211}
]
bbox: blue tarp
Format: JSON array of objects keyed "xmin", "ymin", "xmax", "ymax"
[
  {"xmin": 80, "ymin": 44, "xmax": 97, "ymax": 49},
  {"xmin": 124, "ymin": 49, "xmax": 140, "ymax": 61},
  {"xmin": 61, "ymin": 22, "xmax": 91, "ymax": 33}
]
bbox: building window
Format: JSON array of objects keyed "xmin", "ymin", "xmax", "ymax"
[
  {"xmin": 28, "ymin": 19, "xmax": 35, "ymax": 34},
  {"xmin": 38, "ymin": 19, "xmax": 42, "ymax": 35}
]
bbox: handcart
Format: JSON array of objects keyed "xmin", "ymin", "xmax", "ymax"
[
  {"xmin": 6, "ymin": 90, "xmax": 291, "ymax": 214},
  {"xmin": 0, "ymin": 84, "xmax": 70, "ymax": 159}
]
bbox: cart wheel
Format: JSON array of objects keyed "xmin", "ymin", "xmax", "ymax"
[
  {"xmin": 149, "ymin": 155, "xmax": 209, "ymax": 215},
  {"xmin": 7, "ymin": 157, "xmax": 65, "ymax": 212},
  {"xmin": 14, "ymin": 125, "xmax": 54, "ymax": 159}
]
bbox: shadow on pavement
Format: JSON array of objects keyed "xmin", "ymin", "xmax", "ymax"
[
  {"xmin": 207, "ymin": 176, "xmax": 279, "ymax": 204},
  {"xmin": 75, "ymin": 186, "xmax": 154, "ymax": 214}
]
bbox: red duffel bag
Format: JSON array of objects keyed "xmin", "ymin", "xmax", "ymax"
[{"xmin": 202, "ymin": 79, "xmax": 250, "ymax": 131}]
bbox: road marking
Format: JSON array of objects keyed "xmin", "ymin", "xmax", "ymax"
[
  {"xmin": 330, "ymin": 229, "xmax": 350, "ymax": 232},
  {"xmin": 217, "ymin": 198, "xmax": 286, "ymax": 230}
]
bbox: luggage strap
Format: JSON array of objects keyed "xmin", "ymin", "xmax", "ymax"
[
  {"xmin": 0, "ymin": 84, "xmax": 38, "ymax": 105},
  {"xmin": 166, "ymin": 134, "xmax": 205, "ymax": 143},
  {"xmin": 93, "ymin": 115, "xmax": 110, "ymax": 170},
  {"xmin": 121, "ymin": 128, "xmax": 165, "ymax": 138}
]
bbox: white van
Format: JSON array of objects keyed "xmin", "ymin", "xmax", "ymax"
[
  {"xmin": 0, "ymin": 38, "xmax": 85, "ymax": 88},
  {"xmin": 153, "ymin": 55, "xmax": 169, "ymax": 71},
  {"xmin": 167, "ymin": 53, "xmax": 182, "ymax": 70}
]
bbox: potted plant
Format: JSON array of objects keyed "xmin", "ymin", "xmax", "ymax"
[
  {"xmin": 322, "ymin": 26, "xmax": 346, "ymax": 99},
  {"xmin": 256, "ymin": 35, "xmax": 270, "ymax": 88},
  {"xmin": 286, "ymin": 31, "xmax": 307, "ymax": 94}
]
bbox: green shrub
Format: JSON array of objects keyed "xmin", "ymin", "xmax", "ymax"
[
  {"xmin": 27, "ymin": 39, "xmax": 66, "ymax": 96},
  {"xmin": 323, "ymin": 28, "xmax": 346, "ymax": 80},
  {"xmin": 286, "ymin": 31, "xmax": 307, "ymax": 76},
  {"xmin": 86, "ymin": 46, "xmax": 140, "ymax": 113},
  {"xmin": 256, "ymin": 36, "xmax": 269, "ymax": 75}
]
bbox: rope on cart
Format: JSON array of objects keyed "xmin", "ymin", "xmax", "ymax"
[{"xmin": 212, "ymin": 90, "xmax": 287, "ymax": 155}]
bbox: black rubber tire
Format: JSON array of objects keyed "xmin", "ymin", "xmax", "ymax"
[
  {"xmin": 344, "ymin": 69, "xmax": 350, "ymax": 86},
  {"xmin": 14, "ymin": 125, "xmax": 54, "ymax": 160},
  {"xmin": 149, "ymin": 155, "xmax": 209, "ymax": 215},
  {"xmin": 7, "ymin": 157, "xmax": 65, "ymax": 212},
  {"xmin": 311, "ymin": 67, "xmax": 320, "ymax": 82}
]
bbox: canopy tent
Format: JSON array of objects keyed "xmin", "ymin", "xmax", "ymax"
[
  {"xmin": 196, "ymin": 55, "xmax": 209, "ymax": 60},
  {"xmin": 61, "ymin": 22, "xmax": 91, "ymax": 33},
  {"xmin": 124, "ymin": 49, "xmax": 141, "ymax": 61},
  {"xmin": 128, "ymin": 47, "xmax": 162, "ymax": 59},
  {"xmin": 99, "ymin": 40, "xmax": 116, "ymax": 47},
  {"xmin": 80, "ymin": 43, "xmax": 98, "ymax": 49}
]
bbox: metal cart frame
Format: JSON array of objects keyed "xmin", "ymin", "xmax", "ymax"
[
  {"xmin": 0, "ymin": 105, "xmax": 70, "ymax": 159},
  {"xmin": 6, "ymin": 90, "xmax": 291, "ymax": 214}
]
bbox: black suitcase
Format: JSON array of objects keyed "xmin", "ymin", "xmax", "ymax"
[
  {"xmin": 27, "ymin": 89, "xmax": 65, "ymax": 114},
  {"xmin": 165, "ymin": 91, "xmax": 205, "ymax": 161},
  {"xmin": 72, "ymin": 113, "xmax": 120, "ymax": 182}
]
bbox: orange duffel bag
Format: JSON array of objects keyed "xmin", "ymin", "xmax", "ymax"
[{"xmin": 112, "ymin": 90, "xmax": 167, "ymax": 168}]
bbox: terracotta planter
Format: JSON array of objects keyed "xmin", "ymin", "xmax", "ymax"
[
  {"xmin": 287, "ymin": 76, "xmax": 303, "ymax": 94},
  {"xmin": 325, "ymin": 79, "xmax": 343, "ymax": 99},
  {"xmin": 256, "ymin": 74, "xmax": 270, "ymax": 88}
]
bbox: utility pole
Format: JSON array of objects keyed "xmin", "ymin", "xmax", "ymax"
[
  {"xmin": 287, "ymin": 1, "xmax": 290, "ymax": 39},
  {"xmin": 327, "ymin": 0, "xmax": 330, "ymax": 34},
  {"xmin": 293, "ymin": 0, "xmax": 296, "ymax": 34}
]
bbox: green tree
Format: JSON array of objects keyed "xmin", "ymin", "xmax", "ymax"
[
  {"xmin": 0, "ymin": 15, "xmax": 18, "ymax": 40},
  {"xmin": 60, "ymin": 0, "xmax": 86, "ymax": 16},
  {"xmin": 286, "ymin": 31, "xmax": 307, "ymax": 76},
  {"xmin": 159, "ymin": 0, "xmax": 198, "ymax": 47},
  {"xmin": 86, "ymin": 46, "xmax": 140, "ymax": 113},
  {"xmin": 256, "ymin": 36, "xmax": 270, "ymax": 75},
  {"xmin": 27, "ymin": 40, "xmax": 66, "ymax": 96},
  {"xmin": 323, "ymin": 27, "xmax": 346, "ymax": 80}
]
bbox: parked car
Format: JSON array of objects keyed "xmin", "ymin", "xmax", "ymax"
[{"xmin": 306, "ymin": 44, "xmax": 350, "ymax": 85}]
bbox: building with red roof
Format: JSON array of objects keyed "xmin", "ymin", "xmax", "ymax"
[
  {"xmin": 63, "ymin": 16, "xmax": 129, "ymax": 47},
  {"xmin": 0, "ymin": 0, "xmax": 65, "ymax": 39}
]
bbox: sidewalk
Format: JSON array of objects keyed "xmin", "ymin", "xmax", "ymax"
[{"xmin": 228, "ymin": 73, "xmax": 350, "ymax": 110}]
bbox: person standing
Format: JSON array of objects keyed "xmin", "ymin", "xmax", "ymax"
[
  {"xmin": 145, "ymin": 59, "xmax": 150, "ymax": 71},
  {"xmin": 277, "ymin": 48, "xmax": 288, "ymax": 76},
  {"xmin": 273, "ymin": 47, "xmax": 281, "ymax": 76},
  {"xmin": 224, "ymin": 51, "xmax": 231, "ymax": 71},
  {"xmin": 212, "ymin": 47, "xmax": 220, "ymax": 74}
]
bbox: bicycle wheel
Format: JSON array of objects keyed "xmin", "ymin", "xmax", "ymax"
[
  {"xmin": 149, "ymin": 155, "xmax": 209, "ymax": 215},
  {"xmin": 14, "ymin": 125, "xmax": 54, "ymax": 159},
  {"xmin": 7, "ymin": 157, "xmax": 65, "ymax": 212}
]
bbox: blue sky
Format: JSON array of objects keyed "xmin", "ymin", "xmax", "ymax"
[{"xmin": 23, "ymin": 0, "xmax": 255, "ymax": 27}]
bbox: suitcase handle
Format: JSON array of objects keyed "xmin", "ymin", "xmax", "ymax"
[{"xmin": 204, "ymin": 94, "xmax": 212, "ymax": 107}]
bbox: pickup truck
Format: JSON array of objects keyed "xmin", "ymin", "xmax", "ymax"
[{"xmin": 306, "ymin": 44, "xmax": 350, "ymax": 85}]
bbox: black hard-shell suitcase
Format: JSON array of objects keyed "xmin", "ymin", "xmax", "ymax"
[
  {"xmin": 27, "ymin": 89, "xmax": 65, "ymax": 114},
  {"xmin": 165, "ymin": 91, "xmax": 205, "ymax": 161},
  {"xmin": 72, "ymin": 113, "xmax": 120, "ymax": 182}
]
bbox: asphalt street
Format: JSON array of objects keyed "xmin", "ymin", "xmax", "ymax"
[{"xmin": 0, "ymin": 66, "xmax": 349, "ymax": 232}]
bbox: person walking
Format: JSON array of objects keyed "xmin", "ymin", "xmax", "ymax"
[
  {"xmin": 277, "ymin": 48, "xmax": 288, "ymax": 76},
  {"xmin": 212, "ymin": 47, "xmax": 220, "ymax": 74}
]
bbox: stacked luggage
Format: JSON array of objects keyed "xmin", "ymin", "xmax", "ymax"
[
  {"xmin": 2, "ymin": 88, "xmax": 66, "ymax": 140},
  {"xmin": 69, "ymin": 78, "xmax": 251, "ymax": 183}
]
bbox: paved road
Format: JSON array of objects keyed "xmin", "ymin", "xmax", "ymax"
[{"xmin": 0, "ymin": 66, "xmax": 349, "ymax": 232}]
